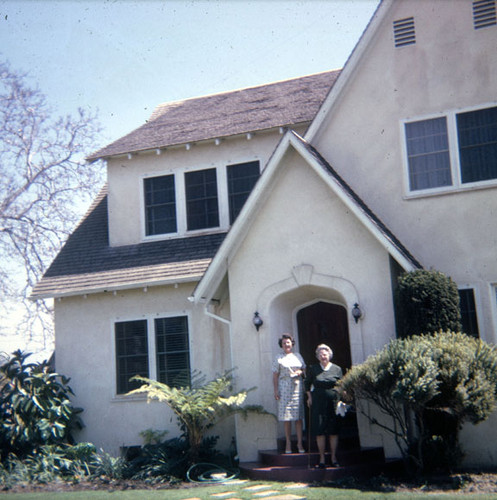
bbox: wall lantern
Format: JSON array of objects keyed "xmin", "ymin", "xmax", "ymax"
[
  {"xmin": 352, "ymin": 303, "xmax": 362, "ymax": 323},
  {"xmin": 253, "ymin": 311, "xmax": 263, "ymax": 331}
]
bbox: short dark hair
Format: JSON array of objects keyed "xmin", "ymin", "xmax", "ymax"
[{"xmin": 278, "ymin": 334, "xmax": 295, "ymax": 348}]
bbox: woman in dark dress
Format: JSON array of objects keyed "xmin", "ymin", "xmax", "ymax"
[{"xmin": 305, "ymin": 343, "xmax": 343, "ymax": 468}]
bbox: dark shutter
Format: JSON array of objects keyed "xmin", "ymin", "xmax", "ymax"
[{"xmin": 155, "ymin": 316, "xmax": 190, "ymax": 387}]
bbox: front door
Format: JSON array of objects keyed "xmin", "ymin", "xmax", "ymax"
[
  {"xmin": 297, "ymin": 301, "xmax": 356, "ymax": 435},
  {"xmin": 297, "ymin": 301, "xmax": 351, "ymax": 372}
]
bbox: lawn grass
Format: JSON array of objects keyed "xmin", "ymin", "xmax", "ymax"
[{"xmin": 2, "ymin": 480, "xmax": 497, "ymax": 500}]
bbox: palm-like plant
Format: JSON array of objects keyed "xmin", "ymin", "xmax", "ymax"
[{"xmin": 129, "ymin": 369, "xmax": 271, "ymax": 464}]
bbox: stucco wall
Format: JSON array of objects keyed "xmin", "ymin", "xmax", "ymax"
[
  {"xmin": 312, "ymin": 0, "xmax": 497, "ymax": 344},
  {"xmin": 222, "ymin": 149, "xmax": 399, "ymax": 461},
  {"xmin": 54, "ymin": 283, "xmax": 233, "ymax": 456}
]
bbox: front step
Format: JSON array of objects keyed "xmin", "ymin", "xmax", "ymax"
[{"xmin": 239, "ymin": 443, "xmax": 399, "ymax": 482}]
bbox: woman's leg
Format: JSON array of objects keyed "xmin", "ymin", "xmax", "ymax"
[
  {"xmin": 295, "ymin": 419, "xmax": 304, "ymax": 451},
  {"xmin": 316, "ymin": 435, "xmax": 326, "ymax": 464},
  {"xmin": 329, "ymin": 434, "xmax": 339, "ymax": 464},
  {"xmin": 284, "ymin": 421, "xmax": 292, "ymax": 452}
]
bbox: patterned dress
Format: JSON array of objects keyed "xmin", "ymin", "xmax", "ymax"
[
  {"xmin": 272, "ymin": 352, "xmax": 306, "ymax": 421},
  {"xmin": 305, "ymin": 363, "xmax": 343, "ymax": 436}
]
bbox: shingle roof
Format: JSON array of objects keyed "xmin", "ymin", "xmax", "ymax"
[
  {"xmin": 31, "ymin": 187, "xmax": 227, "ymax": 298},
  {"xmin": 87, "ymin": 70, "xmax": 340, "ymax": 161}
]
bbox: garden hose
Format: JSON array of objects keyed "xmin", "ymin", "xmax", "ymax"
[{"xmin": 186, "ymin": 462, "xmax": 240, "ymax": 483}]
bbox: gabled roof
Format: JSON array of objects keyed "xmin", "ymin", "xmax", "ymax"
[
  {"xmin": 87, "ymin": 70, "xmax": 340, "ymax": 161},
  {"xmin": 192, "ymin": 130, "xmax": 422, "ymax": 303},
  {"xmin": 31, "ymin": 186, "xmax": 227, "ymax": 298}
]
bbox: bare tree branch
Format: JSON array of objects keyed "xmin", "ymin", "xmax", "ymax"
[{"xmin": 0, "ymin": 60, "xmax": 105, "ymax": 348}]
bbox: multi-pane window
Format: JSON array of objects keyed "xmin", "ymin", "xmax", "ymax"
[
  {"xmin": 405, "ymin": 117, "xmax": 451, "ymax": 191},
  {"xmin": 185, "ymin": 168, "xmax": 219, "ymax": 230},
  {"xmin": 404, "ymin": 105, "xmax": 497, "ymax": 192},
  {"xmin": 115, "ymin": 320, "xmax": 149, "ymax": 394},
  {"xmin": 115, "ymin": 316, "xmax": 190, "ymax": 395},
  {"xmin": 155, "ymin": 316, "xmax": 190, "ymax": 387},
  {"xmin": 144, "ymin": 175, "xmax": 177, "ymax": 235},
  {"xmin": 459, "ymin": 289, "xmax": 479, "ymax": 338},
  {"xmin": 227, "ymin": 161, "xmax": 260, "ymax": 223},
  {"xmin": 457, "ymin": 107, "xmax": 497, "ymax": 183}
]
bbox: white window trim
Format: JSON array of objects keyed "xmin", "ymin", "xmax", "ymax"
[
  {"xmin": 140, "ymin": 157, "xmax": 260, "ymax": 242},
  {"xmin": 401, "ymin": 102, "xmax": 497, "ymax": 199},
  {"xmin": 111, "ymin": 311, "xmax": 191, "ymax": 401},
  {"xmin": 490, "ymin": 283, "xmax": 497, "ymax": 342}
]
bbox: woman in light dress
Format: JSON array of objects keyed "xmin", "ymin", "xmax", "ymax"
[{"xmin": 272, "ymin": 334, "xmax": 306, "ymax": 454}]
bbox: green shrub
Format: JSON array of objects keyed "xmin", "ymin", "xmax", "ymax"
[
  {"xmin": 395, "ymin": 270, "xmax": 461, "ymax": 338},
  {"xmin": 339, "ymin": 331, "xmax": 497, "ymax": 475},
  {"xmin": 0, "ymin": 350, "xmax": 83, "ymax": 460}
]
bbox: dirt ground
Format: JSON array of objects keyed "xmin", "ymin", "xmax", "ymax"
[{"xmin": 2, "ymin": 471, "xmax": 497, "ymax": 495}]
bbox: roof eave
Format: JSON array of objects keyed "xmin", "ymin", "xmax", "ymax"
[
  {"xmin": 86, "ymin": 122, "xmax": 311, "ymax": 162},
  {"xmin": 31, "ymin": 274, "xmax": 203, "ymax": 300}
]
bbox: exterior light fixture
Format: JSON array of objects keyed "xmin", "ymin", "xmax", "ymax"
[
  {"xmin": 253, "ymin": 312, "xmax": 263, "ymax": 331},
  {"xmin": 352, "ymin": 303, "xmax": 362, "ymax": 323}
]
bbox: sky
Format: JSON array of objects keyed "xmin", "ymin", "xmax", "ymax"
[
  {"xmin": 0, "ymin": 0, "xmax": 379, "ymax": 356},
  {"xmin": 1, "ymin": 0, "xmax": 380, "ymax": 147}
]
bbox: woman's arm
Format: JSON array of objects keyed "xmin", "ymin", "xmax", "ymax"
[{"xmin": 273, "ymin": 372, "xmax": 280, "ymax": 400}]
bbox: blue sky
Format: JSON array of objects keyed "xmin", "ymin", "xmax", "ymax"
[{"xmin": 1, "ymin": 0, "xmax": 379, "ymax": 147}]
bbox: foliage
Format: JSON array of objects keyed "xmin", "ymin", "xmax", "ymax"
[
  {"xmin": 395, "ymin": 270, "xmax": 462, "ymax": 338},
  {"xmin": 339, "ymin": 331, "xmax": 497, "ymax": 475},
  {"xmin": 0, "ymin": 59, "xmax": 104, "ymax": 342},
  {"xmin": 129, "ymin": 369, "xmax": 272, "ymax": 464},
  {"xmin": 0, "ymin": 350, "xmax": 83, "ymax": 459}
]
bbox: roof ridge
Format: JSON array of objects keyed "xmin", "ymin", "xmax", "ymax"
[{"xmin": 149, "ymin": 69, "xmax": 342, "ymax": 120}]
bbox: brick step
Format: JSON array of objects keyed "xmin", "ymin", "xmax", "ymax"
[
  {"xmin": 239, "ymin": 458, "xmax": 400, "ymax": 482},
  {"xmin": 259, "ymin": 446, "xmax": 384, "ymax": 467}
]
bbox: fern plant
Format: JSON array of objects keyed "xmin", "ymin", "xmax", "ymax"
[{"xmin": 129, "ymin": 369, "xmax": 271, "ymax": 464}]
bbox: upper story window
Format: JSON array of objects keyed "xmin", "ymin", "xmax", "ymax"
[
  {"xmin": 143, "ymin": 160, "xmax": 260, "ymax": 239},
  {"xmin": 227, "ymin": 160, "xmax": 260, "ymax": 223},
  {"xmin": 403, "ymin": 105, "xmax": 497, "ymax": 194},
  {"xmin": 144, "ymin": 175, "xmax": 177, "ymax": 236}
]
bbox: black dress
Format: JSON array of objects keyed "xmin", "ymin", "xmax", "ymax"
[{"xmin": 305, "ymin": 363, "xmax": 343, "ymax": 436}]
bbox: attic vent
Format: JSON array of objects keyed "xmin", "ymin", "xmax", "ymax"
[
  {"xmin": 473, "ymin": 0, "xmax": 496, "ymax": 29},
  {"xmin": 393, "ymin": 17, "xmax": 416, "ymax": 47}
]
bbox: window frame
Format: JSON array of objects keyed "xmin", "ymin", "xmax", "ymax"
[
  {"xmin": 112, "ymin": 312, "xmax": 191, "ymax": 399},
  {"xmin": 401, "ymin": 103, "xmax": 497, "ymax": 198},
  {"xmin": 141, "ymin": 157, "xmax": 260, "ymax": 241}
]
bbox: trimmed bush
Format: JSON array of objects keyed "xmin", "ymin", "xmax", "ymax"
[
  {"xmin": 339, "ymin": 331, "xmax": 497, "ymax": 475},
  {"xmin": 395, "ymin": 270, "xmax": 461, "ymax": 338}
]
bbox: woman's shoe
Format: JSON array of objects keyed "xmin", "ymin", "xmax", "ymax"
[
  {"xmin": 314, "ymin": 463, "xmax": 326, "ymax": 469},
  {"xmin": 331, "ymin": 461, "xmax": 340, "ymax": 467},
  {"xmin": 298, "ymin": 447, "xmax": 305, "ymax": 453},
  {"xmin": 285, "ymin": 448, "xmax": 292, "ymax": 454}
]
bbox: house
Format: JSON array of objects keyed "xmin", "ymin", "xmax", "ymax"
[{"xmin": 32, "ymin": 0, "xmax": 497, "ymax": 468}]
